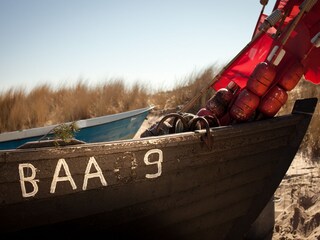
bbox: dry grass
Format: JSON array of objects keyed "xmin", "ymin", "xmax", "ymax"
[
  {"xmin": 0, "ymin": 67, "xmax": 319, "ymax": 160},
  {"xmin": 150, "ymin": 65, "xmax": 219, "ymax": 113},
  {"xmin": 0, "ymin": 79, "xmax": 149, "ymax": 132}
]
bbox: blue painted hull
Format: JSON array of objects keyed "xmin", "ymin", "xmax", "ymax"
[
  {"xmin": 0, "ymin": 136, "xmax": 42, "ymax": 151},
  {"xmin": 74, "ymin": 111, "xmax": 149, "ymax": 143},
  {"xmin": 0, "ymin": 108, "xmax": 151, "ymax": 150}
]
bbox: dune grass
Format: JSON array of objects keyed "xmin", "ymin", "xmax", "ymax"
[
  {"xmin": 0, "ymin": 67, "xmax": 319, "ymax": 160},
  {"xmin": 0, "ymin": 79, "xmax": 149, "ymax": 132}
]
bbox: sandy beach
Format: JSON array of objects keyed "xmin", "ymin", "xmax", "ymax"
[{"xmin": 273, "ymin": 154, "xmax": 320, "ymax": 240}]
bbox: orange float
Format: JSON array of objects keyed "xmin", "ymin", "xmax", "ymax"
[
  {"xmin": 229, "ymin": 89, "xmax": 260, "ymax": 122},
  {"xmin": 205, "ymin": 81, "xmax": 239, "ymax": 118},
  {"xmin": 246, "ymin": 62, "xmax": 277, "ymax": 96},
  {"xmin": 277, "ymin": 59, "xmax": 305, "ymax": 91},
  {"xmin": 258, "ymin": 85, "xmax": 288, "ymax": 117}
]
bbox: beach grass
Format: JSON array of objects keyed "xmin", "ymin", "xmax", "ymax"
[{"xmin": 0, "ymin": 66, "xmax": 319, "ymax": 160}]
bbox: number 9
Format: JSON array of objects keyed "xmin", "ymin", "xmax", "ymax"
[{"xmin": 144, "ymin": 149, "xmax": 163, "ymax": 179}]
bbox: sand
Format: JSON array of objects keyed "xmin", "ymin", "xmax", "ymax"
[{"xmin": 273, "ymin": 154, "xmax": 320, "ymax": 240}]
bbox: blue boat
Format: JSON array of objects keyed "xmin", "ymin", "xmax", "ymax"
[{"xmin": 0, "ymin": 106, "xmax": 154, "ymax": 150}]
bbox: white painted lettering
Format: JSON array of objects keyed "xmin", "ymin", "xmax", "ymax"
[
  {"xmin": 18, "ymin": 163, "xmax": 39, "ymax": 198},
  {"xmin": 144, "ymin": 149, "xmax": 163, "ymax": 179},
  {"xmin": 50, "ymin": 158, "xmax": 77, "ymax": 193},
  {"xmin": 82, "ymin": 157, "xmax": 107, "ymax": 190}
]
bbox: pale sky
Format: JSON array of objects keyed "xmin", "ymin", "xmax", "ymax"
[{"xmin": 0, "ymin": 0, "xmax": 276, "ymax": 92}]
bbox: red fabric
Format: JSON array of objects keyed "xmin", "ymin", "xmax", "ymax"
[
  {"xmin": 267, "ymin": 0, "xmax": 320, "ymax": 84},
  {"xmin": 212, "ymin": 33, "xmax": 274, "ymax": 91},
  {"xmin": 301, "ymin": 3, "xmax": 320, "ymax": 84},
  {"xmin": 279, "ymin": 0, "xmax": 320, "ymax": 84},
  {"xmin": 212, "ymin": 0, "xmax": 320, "ymax": 91}
]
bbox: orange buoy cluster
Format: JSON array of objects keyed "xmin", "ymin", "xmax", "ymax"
[
  {"xmin": 231, "ymin": 58, "xmax": 305, "ymax": 121},
  {"xmin": 197, "ymin": 57, "xmax": 306, "ymax": 126}
]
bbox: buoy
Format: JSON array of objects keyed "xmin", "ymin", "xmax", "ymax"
[
  {"xmin": 277, "ymin": 59, "xmax": 305, "ymax": 91},
  {"xmin": 229, "ymin": 89, "xmax": 260, "ymax": 122},
  {"xmin": 196, "ymin": 108, "xmax": 220, "ymax": 127},
  {"xmin": 206, "ymin": 81, "xmax": 239, "ymax": 118},
  {"xmin": 246, "ymin": 62, "xmax": 277, "ymax": 96},
  {"xmin": 258, "ymin": 85, "xmax": 288, "ymax": 117}
]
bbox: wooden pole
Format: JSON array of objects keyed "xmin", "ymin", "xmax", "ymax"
[{"xmin": 179, "ymin": 30, "xmax": 265, "ymax": 113}]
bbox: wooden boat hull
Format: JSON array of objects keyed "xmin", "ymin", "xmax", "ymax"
[
  {"xmin": 0, "ymin": 106, "xmax": 153, "ymax": 150},
  {"xmin": 0, "ymin": 98, "xmax": 317, "ymax": 239}
]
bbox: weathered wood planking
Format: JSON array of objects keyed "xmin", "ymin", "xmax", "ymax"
[{"xmin": 0, "ymin": 98, "xmax": 317, "ymax": 240}]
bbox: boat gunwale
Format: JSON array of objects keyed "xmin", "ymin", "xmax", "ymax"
[
  {"xmin": 0, "ymin": 112, "xmax": 303, "ymax": 159},
  {"xmin": 0, "ymin": 106, "xmax": 154, "ymax": 143}
]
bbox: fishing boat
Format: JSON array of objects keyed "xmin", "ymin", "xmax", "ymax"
[
  {"xmin": 0, "ymin": 97, "xmax": 317, "ymax": 239},
  {"xmin": 1, "ymin": 0, "xmax": 320, "ymax": 239},
  {"xmin": 0, "ymin": 106, "xmax": 154, "ymax": 150}
]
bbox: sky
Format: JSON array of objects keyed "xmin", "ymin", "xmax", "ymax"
[{"xmin": 0, "ymin": 0, "xmax": 276, "ymax": 93}]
